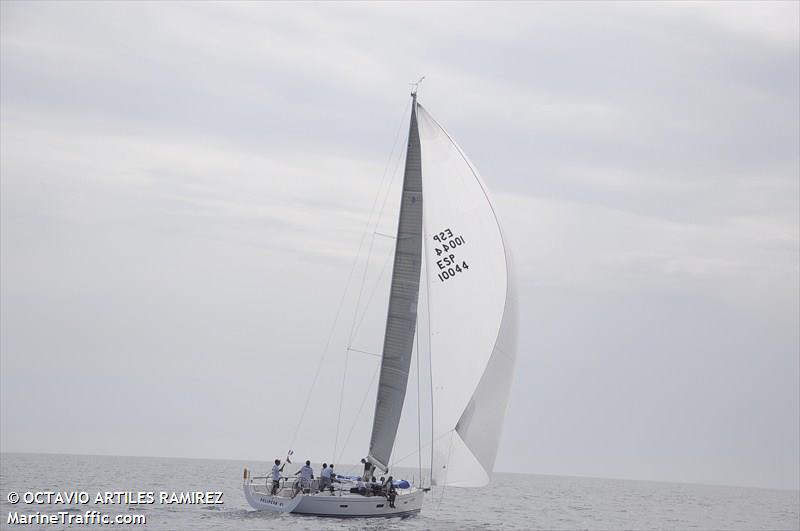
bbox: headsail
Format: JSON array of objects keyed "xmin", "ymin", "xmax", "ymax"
[
  {"xmin": 367, "ymin": 95, "xmax": 423, "ymax": 471},
  {"xmin": 417, "ymin": 104, "xmax": 518, "ymax": 487}
]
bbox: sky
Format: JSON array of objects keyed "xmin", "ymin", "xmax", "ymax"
[{"xmin": 1, "ymin": 1, "xmax": 798, "ymax": 491}]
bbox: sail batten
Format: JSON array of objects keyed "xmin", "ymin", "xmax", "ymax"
[{"xmin": 367, "ymin": 96, "xmax": 423, "ymax": 470}]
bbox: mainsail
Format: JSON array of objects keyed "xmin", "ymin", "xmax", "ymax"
[
  {"xmin": 367, "ymin": 95, "xmax": 423, "ymax": 471},
  {"xmin": 417, "ymin": 104, "xmax": 518, "ymax": 487}
]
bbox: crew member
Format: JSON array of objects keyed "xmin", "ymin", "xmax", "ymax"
[
  {"xmin": 270, "ymin": 459, "xmax": 284, "ymax": 495},
  {"xmin": 294, "ymin": 460, "xmax": 314, "ymax": 493},
  {"xmin": 319, "ymin": 463, "xmax": 332, "ymax": 493},
  {"xmin": 360, "ymin": 457, "xmax": 374, "ymax": 482},
  {"xmin": 383, "ymin": 475, "xmax": 397, "ymax": 508}
]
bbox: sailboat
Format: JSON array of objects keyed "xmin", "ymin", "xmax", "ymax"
[{"xmin": 243, "ymin": 86, "xmax": 518, "ymax": 517}]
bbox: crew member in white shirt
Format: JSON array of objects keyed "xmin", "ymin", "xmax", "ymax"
[
  {"xmin": 294, "ymin": 460, "xmax": 314, "ymax": 493},
  {"xmin": 319, "ymin": 463, "xmax": 333, "ymax": 493},
  {"xmin": 270, "ymin": 459, "xmax": 284, "ymax": 495}
]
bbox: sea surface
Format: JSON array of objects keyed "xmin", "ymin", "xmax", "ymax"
[{"xmin": 0, "ymin": 453, "xmax": 797, "ymax": 530}]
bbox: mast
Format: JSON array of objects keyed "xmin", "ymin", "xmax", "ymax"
[{"xmin": 367, "ymin": 91, "xmax": 423, "ymax": 472}]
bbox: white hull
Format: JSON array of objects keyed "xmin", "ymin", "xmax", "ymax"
[{"xmin": 243, "ymin": 479, "xmax": 423, "ymax": 518}]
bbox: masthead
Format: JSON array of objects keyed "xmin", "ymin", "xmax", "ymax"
[{"xmin": 410, "ymin": 76, "xmax": 425, "ymax": 98}]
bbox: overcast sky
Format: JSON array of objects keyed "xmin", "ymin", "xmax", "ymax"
[{"xmin": 1, "ymin": 2, "xmax": 798, "ymax": 491}]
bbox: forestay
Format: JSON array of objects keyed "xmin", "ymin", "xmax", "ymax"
[{"xmin": 416, "ymin": 104, "xmax": 518, "ymax": 487}]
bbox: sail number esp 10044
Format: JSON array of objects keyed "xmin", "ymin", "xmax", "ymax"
[{"xmin": 432, "ymin": 227, "xmax": 469, "ymax": 282}]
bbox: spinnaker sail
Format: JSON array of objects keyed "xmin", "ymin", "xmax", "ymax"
[{"xmin": 417, "ymin": 104, "xmax": 518, "ymax": 487}]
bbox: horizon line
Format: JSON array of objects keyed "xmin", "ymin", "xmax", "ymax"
[{"xmin": 0, "ymin": 450, "xmax": 795, "ymax": 493}]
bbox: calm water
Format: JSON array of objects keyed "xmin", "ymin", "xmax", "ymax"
[{"xmin": 0, "ymin": 453, "xmax": 797, "ymax": 530}]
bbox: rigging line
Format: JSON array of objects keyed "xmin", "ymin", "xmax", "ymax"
[
  {"xmin": 386, "ymin": 431, "xmax": 450, "ymax": 468},
  {"xmin": 348, "ymin": 118, "xmax": 410, "ymax": 347},
  {"xmin": 375, "ymin": 116, "xmax": 410, "ymax": 233},
  {"xmin": 287, "ymin": 265, "xmax": 353, "ymax": 451},
  {"xmin": 386, "ymin": 334, "xmax": 422, "ymax": 472},
  {"xmin": 333, "ymin": 349, "xmax": 350, "ymax": 460},
  {"xmin": 346, "ymin": 347, "xmax": 381, "ymax": 358},
  {"xmin": 436, "ymin": 430, "xmax": 455, "ymax": 511},
  {"xmin": 347, "ymin": 98, "xmax": 411, "ymax": 345},
  {"xmin": 415, "ymin": 317, "xmax": 423, "ymax": 486},
  {"xmin": 336, "ymin": 100, "xmax": 411, "ymax": 461},
  {"xmin": 423, "ymin": 214, "xmax": 435, "ymax": 486},
  {"xmin": 350, "ymin": 245, "xmax": 393, "ymax": 341},
  {"xmin": 289, "ymin": 97, "xmax": 410, "ymax": 452},
  {"xmin": 346, "ymin": 231, "xmax": 378, "ymax": 348},
  {"xmin": 336, "ymin": 363, "xmax": 382, "ymax": 465}
]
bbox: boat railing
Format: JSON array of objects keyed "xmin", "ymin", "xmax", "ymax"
[
  {"xmin": 247, "ymin": 474, "xmax": 365, "ymax": 498},
  {"xmin": 247, "ymin": 473, "xmax": 419, "ymax": 503},
  {"xmin": 247, "ymin": 475, "xmax": 327, "ymax": 497}
]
